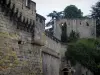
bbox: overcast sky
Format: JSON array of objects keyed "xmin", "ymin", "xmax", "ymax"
[{"xmin": 33, "ymin": 0, "xmax": 98, "ymax": 22}]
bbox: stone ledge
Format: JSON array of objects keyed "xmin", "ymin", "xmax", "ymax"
[{"xmin": 42, "ymin": 47, "xmax": 60, "ymax": 58}]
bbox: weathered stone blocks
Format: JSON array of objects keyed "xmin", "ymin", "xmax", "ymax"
[{"xmin": 0, "ymin": 8, "xmax": 42, "ymax": 75}]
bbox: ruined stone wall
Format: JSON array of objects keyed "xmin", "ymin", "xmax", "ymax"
[{"xmin": 54, "ymin": 19, "xmax": 96, "ymax": 40}]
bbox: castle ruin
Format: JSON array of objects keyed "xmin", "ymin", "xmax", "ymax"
[{"xmin": 0, "ymin": 0, "xmax": 96, "ymax": 75}]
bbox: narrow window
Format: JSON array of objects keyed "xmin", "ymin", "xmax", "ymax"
[
  {"xmin": 18, "ymin": 40, "xmax": 22, "ymax": 44},
  {"xmin": 86, "ymin": 22, "xmax": 89, "ymax": 26},
  {"xmin": 26, "ymin": 0, "xmax": 31, "ymax": 8},
  {"xmin": 80, "ymin": 22, "xmax": 81, "ymax": 25},
  {"xmin": 40, "ymin": 19, "xmax": 42, "ymax": 23}
]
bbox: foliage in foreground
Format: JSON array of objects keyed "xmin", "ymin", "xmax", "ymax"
[{"xmin": 65, "ymin": 39, "xmax": 100, "ymax": 75}]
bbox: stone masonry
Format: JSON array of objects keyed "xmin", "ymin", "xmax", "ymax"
[
  {"xmin": 0, "ymin": 0, "xmax": 95, "ymax": 75},
  {"xmin": 0, "ymin": 0, "xmax": 43, "ymax": 75},
  {"xmin": 54, "ymin": 19, "xmax": 96, "ymax": 40},
  {"xmin": 0, "ymin": 0, "xmax": 65, "ymax": 75}
]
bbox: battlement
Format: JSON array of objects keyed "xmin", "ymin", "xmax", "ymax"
[{"xmin": 0, "ymin": 0, "xmax": 36, "ymax": 36}]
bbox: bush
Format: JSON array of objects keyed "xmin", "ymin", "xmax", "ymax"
[
  {"xmin": 67, "ymin": 30, "xmax": 79, "ymax": 42},
  {"xmin": 65, "ymin": 38, "xmax": 100, "ymax": 75}
]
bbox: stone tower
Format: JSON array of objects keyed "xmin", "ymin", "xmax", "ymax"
[{"xmin": 0, "ymin": 0, "xmax": 45, "ymax": 75}]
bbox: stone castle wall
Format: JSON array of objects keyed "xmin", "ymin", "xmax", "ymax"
[
  {"xmin": 42, "ymin": 52, "xmax": 60, "ymax": 75},
  {"xmin": 0, "ymin": 0, "xmax": 94, "ymax": 75},
  {"xmin": 41, "ymin": 35, "xmax": 63, "ymax": 75},
  {"xmin": 0, "ymin": 1, "xmax": 66, "ymax": 75},
  {"xmin": 0, "ymin": 11, "xmax": 43, "ymax": 75},
  {"xmin": 44, "ymin": 35, "xmax": 61, "ymax": 53},
  {"xmin": 54, "ymin": 19, "xmax": 96, "ymax": 40},
  {"xmin": 35, "ymin": 12, "xmax": 62, "ymax": 75},
  {"xmin": 10, "ymin": 0, "xmax": 36, "ymax": 22},
  {"xmin": 0, "ymin": 0, "xmax": 43, "ymax": 75}
]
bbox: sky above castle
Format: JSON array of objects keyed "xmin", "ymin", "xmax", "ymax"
[{"xmin": 33, "ymin": 0, "xmax": 98, "ymax": 22}]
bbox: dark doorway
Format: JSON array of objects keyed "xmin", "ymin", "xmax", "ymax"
[
  {"xmin": 62, "ymin": 68, "xmax": 68, "ymax": 75},
  {"xmin": 64, "ymin": 72, "xmax": 68, "ymax": 75}
]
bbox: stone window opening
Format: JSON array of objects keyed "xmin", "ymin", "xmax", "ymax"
[
  {"xmin": 26, "ymin": 0, "xmax": 31, "ymax": 8},
  {"xmin": 40, "ymin": 19, "xmax": 43, "ymax": 23},
  {"xmin": 86, "ymin": 22, "xmax": 89, "ymax": 26},
  {"xmin": 80, "ymin": 22, "xmax": 81, "ymax": 25},
  {"xmin": 18, "ymin": 40, "xmax": 22, "ymax": 44},
  {"xmin": 62, "ymin": 68, "xmax": 69, "ymax": 75}
]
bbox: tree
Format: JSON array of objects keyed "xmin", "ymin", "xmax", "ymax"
[
  {"xmin": 61, "ymin": 22, "xmax": 67, "ymax": 43},
  {"xmin": 68, "ymin": 30, "xmax": 79, "ymax": 42},
  {"xmin": 47, "ymin": 11, "xmax": 57, "ymax": 20},
  {"xmin": 47, "ymin": 5, "xmax": 84, "ymax": 20},
  {"xmin": 47, "ymin": 11, "xmax": 64, "ymax": 30},
  {"xmin": 64, "ymin": 5, "xmax": 83, "ymax": 19},
  {"xmin": 66, "ymin": 39, "xmax": 100, "ymax": 75},
  {"xmin": 91, "ymin": 1, "xmax": 100, "ymax": 37},
  {"xmin": 47, "ymin": 11, "xmax": 64, "ymax": 20}
]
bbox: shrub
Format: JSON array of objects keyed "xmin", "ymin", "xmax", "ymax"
[
  {"xmin": 65, "ymin": 38, "xmax": 100, "ymax": 75},
  {"xmin": 68, "ymin": 30, "xmax": 79, "ymax": 42}
]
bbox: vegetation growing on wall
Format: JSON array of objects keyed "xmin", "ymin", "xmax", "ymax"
[
  {"xmin": 65, "ymin": 39, "xmax": 100, "ymax": 75},
  {"xmin": 67, "ymin": 30, "xmax": 79, "ymax": 43},
  {"xmin": 61, "ymin": 29, "xmax": 79, "ymax": 43},
  {"xmin": 0, "ymin": 47, "xmax": 19, "ymax": 70}
]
